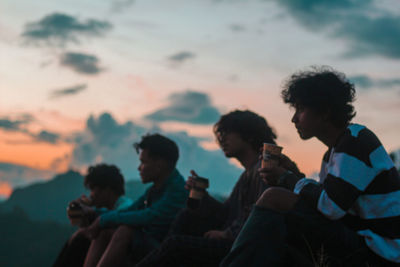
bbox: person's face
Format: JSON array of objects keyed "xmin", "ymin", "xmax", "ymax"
[
  {"xmin": 216, "ymin": 131, "xmax": 251, "ymax": 158},
  {"xmin": 137, "ymin": 149, "xmax": 164, "ymax": 184},
  {"xmin": 89, "ymin": 186, "xmax": 113, "ymax": 209},
  {"xmin": 291, "ymin": 104, "xmax": 326, "ymax": 140}
]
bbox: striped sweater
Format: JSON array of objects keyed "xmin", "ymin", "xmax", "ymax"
[{"xmin": 294, "ymin": 124, "xmax": 400, "ymax": 262}]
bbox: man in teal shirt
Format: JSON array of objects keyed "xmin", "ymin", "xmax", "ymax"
[{"xmin": 83, "ymin": 134, "xmax": 188, "ymax": 267}]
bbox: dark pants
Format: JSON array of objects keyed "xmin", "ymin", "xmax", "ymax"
[
  {"xmin": 135, "ymin": 208, "xmax": 232, "ymax": 267},
  {"xmin": 52, "ymin": 233, "xmax": 90, "ymax": 267},
  {"xmin": 221, "ymin": 199, "xmax": 395, "ymax": 267}
]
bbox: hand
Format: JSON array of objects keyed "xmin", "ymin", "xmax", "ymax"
[
  {"xmin": 185, "ymin": 170, "xmax": 199, "ymax": 190},
  {"xmin": 258, "ymin": 152, "xmax": 287, "ymax": 186},
  {"xmin": 82, "ymin": 217, "xmax": 102, "ymax": 240},
  {"xmin": 78, "ymin": 194, "xmax": 92, "ymax": 205},
  {"xmin": 203, "ymin": 230, "xmax": 230, "ymax": 240}
]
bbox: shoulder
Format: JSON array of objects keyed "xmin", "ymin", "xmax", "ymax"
[{"xmin": 334, "ymin": 124, "xmax": 382, "ymax": 167}]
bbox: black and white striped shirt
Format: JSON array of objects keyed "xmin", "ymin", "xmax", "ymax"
[{"xmin": 294, "ymin": 124, "xmax": 400, "ymax": 262}]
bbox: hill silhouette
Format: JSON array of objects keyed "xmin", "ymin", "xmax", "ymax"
[{"xmin": 0, "ymin": 207, "xmax": 75, "ymax": 266}]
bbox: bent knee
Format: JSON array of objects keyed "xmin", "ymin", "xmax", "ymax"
[
  {"xmin": 256, "ymin": 187, "xmax": 298, "ymax": 211},
  {"xmin": 111, "ymin": 225, "xmax": 134, "ymax": 242}
]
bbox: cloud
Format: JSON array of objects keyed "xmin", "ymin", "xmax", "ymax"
[
  {"xmin": 229, "ymin": 24, "xmax": 246, "ymax": 32},
  {"xmin": 70, "ymin": 112, "xmax": 241, "ymax": 194},
  {"xmin": 273, "ymin": 0, "xmax": 400, "ymax": 58},
  {"xmin": 349, "ymin": 75, "xmax": 400, "ymax": 89},
  {"xmin": 50, "ymin": 84, "xmax": 87, "ymax": 99},
  {"xmin": 145, "ymin": 91, "xmax": 221, "ymax": 124},
  {"xmin": 21, "ymin": 13, "xmax": 112, "ymax": 46},
  {"xmin": 32, "ymin": 130, "xmax": 60, "ymax": 144},
  {"xmin": 60, "ymin": 52, "xmax": 103, "ymax": 75},
  {"xmin": 111, "ymin": 0, "xmax": 135, "ymax": 12},
  {"xmin": 168, "ymin": 51, "xmax": 196, "ymax": 64},
  {"xmin": 0, "ymin": 114, "xmax": 33, "ymax": 132},
  {"xmin": 0, "ymin": 114, "xmax": 61, "ymax": 144}
]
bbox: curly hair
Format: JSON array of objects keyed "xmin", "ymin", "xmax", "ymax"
[
  {"xmin": 133, "ymin": 133, "xmax": 179, "ymax": 169},
  {"xmin": 281, "ymin": 66, "xmax": 356, "ymax": 127},
  {"xmin": 84, "ymin": 164, "xmax": 125, "ymax": 196},
  {"xmin": 213, "ymin": 110, "xmax": 277, "ymax": 150}
]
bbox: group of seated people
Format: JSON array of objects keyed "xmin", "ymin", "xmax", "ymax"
[{"xmin": 53, "ymin": 66, "xmax": 400, "ymax": 267}]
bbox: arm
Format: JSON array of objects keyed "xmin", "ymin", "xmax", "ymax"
[{"xmin": 99, "ymin": 182, "xmax": 187, "ymax": 228}]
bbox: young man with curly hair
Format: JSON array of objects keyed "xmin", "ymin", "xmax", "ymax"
[{"xmin": 221, "ymin": 67, "xmax": 400, "ymax": 266}]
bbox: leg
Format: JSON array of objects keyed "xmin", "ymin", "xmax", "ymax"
[
  {"xmin": 53, "ymin": 229, "xmax": 91, "ymax": 267},
  {"xmin": 83, "ymin": 229, "xmax": 114, "ymax": 267},
  {"xmin": 220, "ymin": 206, "xmax": 295, "ymax": 267},
  {"xmin": 168, "ymin": 208, "xmax": 224, "ymax": 237},
  {"xmin": 96, "ymin": 225, "xmax": 134, "ymax": 267},
  {"xmin": 285, "ymin": 199, "xmax": 370, "ymax": 266},
  {"xmin": 256, "ymin": 187, "xmax": 299, "ymax": 212},
  {"xmin": 136, "ymin": 235, "xmax": 232, "ymax": 267}
]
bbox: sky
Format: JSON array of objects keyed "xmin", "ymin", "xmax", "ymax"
[{"xmin": 1, "ymin": 0, "xmax": 400, "ymax": 198}]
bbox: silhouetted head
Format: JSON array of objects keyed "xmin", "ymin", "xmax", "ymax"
[
  {"xmin": 213, "ymin": 110, "xmax": 277, "ymax": 157},
  {"xmin": 281, "ymin": 66, "xmax": 356, "ymax": 128},
  {"xmin": 134, "ymin": 133, "xmax": 179, "ymax": 184},
  {"xmin": 84, "ymin": 164, "xmax": 125, "ymax": 208}
]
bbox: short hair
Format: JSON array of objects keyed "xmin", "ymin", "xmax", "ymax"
[
  {"xmin": 134, "ymin": 133, "xmax": 179, "ymax": 168},
  {"xmin": 84, "ymin": 164, "xmax": 125, "ymax": 196},
  {"xmin": 213, "ymin": 110, "xmax": 277, "ymax": 150},
  {"xmin": 281, "ymin": 66, "xmax": 356, "ymax": 127}
]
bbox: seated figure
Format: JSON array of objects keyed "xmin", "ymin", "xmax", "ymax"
[
  {"xmin": 82, "ymin": 133, "xmax": 188, "ymax": 267},
  {"xmin": 53, "ymin": 163, "xmax": 132, "ymax": 267},
  {"xmin": 221, "ymin": 66, "xmax": 400, "ymax": 266}
]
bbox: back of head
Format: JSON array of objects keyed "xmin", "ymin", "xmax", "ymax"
[
  {"xmin": 281, "ymin": 66, "xmax": 356, "ymax": 127},
  {"xmin": 134, "ymin": 133, "xmax": 179, "ymax": 169},
  {"xmin": 213, "ymin": 109, "xmax": 277, "ymax": 150},
  {"xmin": 84, "ymin": 164, "xmax": 125, "ymax": 196}
]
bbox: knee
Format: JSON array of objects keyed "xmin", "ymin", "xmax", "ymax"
[
  {"xmin": 256, "ymin": 187, "xmax": 281, "ymax": 208},
  {"xmin": 256, "ymin": 187, "xmax": 298, "ymax": 212},
  {"xmin": 163, "ymin": 235, "xmax": 182, "ymax": 250},
  {"xmin": 112, "ymin": 225, "xmax": 134, "ymax": 244}
]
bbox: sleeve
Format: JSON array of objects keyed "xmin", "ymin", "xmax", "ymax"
[{"xmin": 99, "ymin": 182, "xmax": 187, "ymax": 228}]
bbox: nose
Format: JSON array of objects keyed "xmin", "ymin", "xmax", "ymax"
[{"xmin": 291, "ymin": 111, "xmax": 298, "ymax": 124}]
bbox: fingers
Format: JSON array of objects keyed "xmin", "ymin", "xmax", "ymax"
[{"xmin": 190, "ymin": 170, "xmax": 199, "ymax": 177}]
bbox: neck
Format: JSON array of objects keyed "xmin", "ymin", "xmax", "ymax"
[
  {"xmin": 317, "ymin": 123, "xmax": 348, "ymax": 148},
  {"xmin": 107, "ymin": 194, "xmax": 119, "ymax": 210},
  {"xmin": 153, "ymin": 168, "xmax": 173, "ymax": 189},
  {"xmin": 236, "ymin": 148, "xmax": 259, "ymax": 170}
]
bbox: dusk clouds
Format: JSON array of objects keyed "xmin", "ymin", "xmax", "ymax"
[
  {"xmin": 22, "ymin": 13, "xmax": 112, "ymax": 46},
  {"xmin": 60, "ymin": 52, "xmax": 103, "ymax": 75},
  {"xmin": 275, "ymin": 0, "xmax": 400, "ymax": 58},
  {"xmin": 0, "ymin": 115, "xmax": 33, "ymax": 132},
  {"xmin": 350, "ymin": 75, "xmax": 400, "ymax": 89},
  {"xmin": 0, "ymin": 115, "xmax": 60, "ymax": 144},
  {"xmin": 50, "ymin": 84, "xmax": 88, "ymax": 99},
  {"xmin": 146, "ymin": 91, "xmax": 220, "ymax": 124},
  {"xmin": 168, "ymin": 51, "xmax": 196, "ymax": 64}
]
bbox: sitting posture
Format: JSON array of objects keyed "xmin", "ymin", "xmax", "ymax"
[
  {"xmin": 136, "ymin": 110, "xmax": 303, "ymax": 267},
  {"xmin": 53, "ymin": 164, "xmax": 132, "ymax": 267},
  {"xmin": 82, "ymin": 134, "xmax": 188, "ymax": 267},
  {"xmin": 221, "ymin": 67, "xmax": 400, "ymax": 266}
]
